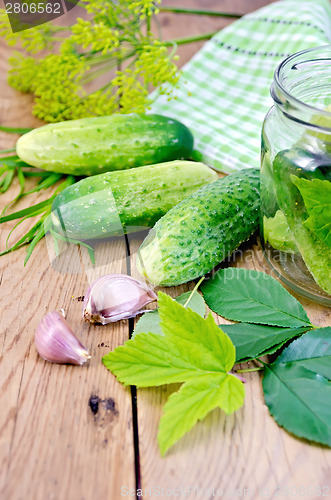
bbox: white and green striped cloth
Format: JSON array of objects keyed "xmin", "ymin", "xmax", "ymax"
[{"xmin": 151, "ymin": 0, "xmax": 331, "ymax": 173}]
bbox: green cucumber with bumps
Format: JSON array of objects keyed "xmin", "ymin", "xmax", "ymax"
[
  {"xmin": 51, "ymin": 160, "xmax": 217, "ymax": 240},
  {"xmin": 136, "ymin": 169, "xmax": 260, "ymax": 286},
  {"xmin": 16, "ymin": 113, "xmax": 194, "ymax": 176}
]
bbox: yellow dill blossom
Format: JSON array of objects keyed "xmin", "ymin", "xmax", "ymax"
[
  {"xmin": 8, "ymin": 53, "xmax": 40, "ymax": 92},
  {"xmin": 71, "ymin": 90, "xmax": 118, "ymax": 118},
  {"xmin": 129, "ymin": 0, "xmax": 161, "ymax": 20},
  {"xmin": 112, "ymin": 69, "xmax": 149, "ymax": 114},
  {"xmin": 69, "ymin": 18, "xmax": 120, "ymax": 55},
  {"xmin": 0, "ymin": 9, "xmax": 62, "ymax": 53},
  {"xmin": 0, "ymin": 1, "xmax": 180, "ymax": 122},
  {"xmin": 32, "ymin": 53, "xmax": 87, "ymax": 122},
  {"xmin": 135, "ymin": 39, "xmax": 180, "ymax": 93}
]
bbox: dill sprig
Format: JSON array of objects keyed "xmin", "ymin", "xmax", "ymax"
[
  {"xmin": 0, "ymin": 0, "xmax": 183, "ymax": 122},
  {"xmin": 0, "ymin": 153, "xmax": 77, "ymax": 265}
]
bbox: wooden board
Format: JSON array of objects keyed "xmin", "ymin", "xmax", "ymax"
[{"xmin": 1, "ymin": 1, "xmax": 331, "ymax": 499}]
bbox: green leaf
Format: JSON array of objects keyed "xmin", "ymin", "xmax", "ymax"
[
  {"xmin": 132, "ymin": 290, "xmax": 206, "ymax": 338},
  {"xmin": 104, "ymin": 293, "xmax": 235, "ymax": 385},
  {"xmin": 86, "ymin": 245, "xmax": 96, "ymax": 266},
  {"xmin": 222, "ymin": 323, "xmax": 311, "ymax": 362},
  {"xmin": 0, "ymin": 125, "xmax": 33, "ymax": 134},
  {"xmin": 0, "ymin": 175, "xmax": 77, "ymax": 262},
  {"xmin": 24, "ymin": 214, "xmax": 52, "ymax": 265},
  {"xmin": 158, "ymin": 292, "xmax": 235, "ymax": 373},
  {"xmin": 49, "ymin": 229, "xmax": 96, "ymax": 265},
  {"xmin": 103, "ymin": 331, "xmax": 206, "ymax": 387},
  {"xmin": 0, "ymin": 198, "xmax": 52, "ymax": 223},
  {"xmin": 291, "ymin": 176, "xmax": 331, "ymax": 248},
  {"xmin": 275, "ymin": 327, "xmax": 331, "ymax": 380},
  {"xmin": 158, "ymin": 373, "xmax": 244, "ymax": 456},
  {"xmin": 263, "ymin": 328, "xmax": 331, "ymax": 446},
  {"xmin": 0, "ymin": 169, "xmax": 15, "ymax": 193},
  {"xmin": 263, "ymin": 364, "xmax": 331, "ymax": 447},
  {"xmin": 272, "ymin": 151, "xmax": 331, "ymax": 294},
  {"xmin": 0, "ymin": 155, "xmax": 25, "ymax": 167},
  {"xmin": 22, "ymin": 172, "xmax": 63, "ymax": 196},
  {"xmin": 103, "ymin": 292, "xmax": 243, "ymax": 454},
  {"xmin": 201, "ymin": 268, "xmax": 311, "ymax": 328},
  {"xmin": 1, "ymin": 166, "xmax": 25, "ymax": 216},
  {"xmin": 21, "ymin": 170, "xmax": 52, "ymax": 178}
]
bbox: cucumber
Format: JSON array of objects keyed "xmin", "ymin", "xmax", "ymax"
[
  {"xmin": 263, "ymin": 210, "xmax": 299, "ymax": 254},
  {"xmin": 136, "ymin": 169, "xmax": 260, "ymax": 286},
  {"xmin": 16, "ymin": 114, "xmax": 194, "ymax": 176},
  {"xmin": 51, "ymin": 160, "xmax": 217, "ymax": 240}
]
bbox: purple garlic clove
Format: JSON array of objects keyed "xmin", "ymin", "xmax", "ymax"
[
  {"xmin": 35, "ymin": 311, "xmax": 90, "ymax": 365},
  {"xmin": 83, "ymin": 273, "xmax": 157, "ymax": 324}
]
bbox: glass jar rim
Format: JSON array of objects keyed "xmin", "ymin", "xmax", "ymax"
[{"xmin": 272, "ymin": 45, "xmax": 331, "ymax": 126}]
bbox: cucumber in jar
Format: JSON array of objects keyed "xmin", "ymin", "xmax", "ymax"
[{"xmin": 268, "ymin": 148, "xmax": 331, "ymax": 295}]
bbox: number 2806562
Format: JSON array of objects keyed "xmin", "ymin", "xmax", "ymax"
[{"xmin": 5, "ymin": 3, "xmax": 61, "ymax": 14}]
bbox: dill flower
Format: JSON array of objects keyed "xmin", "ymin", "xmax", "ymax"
[
  {"xmin": 135, "ymin": 39, "xmax": 180, "ymax": 93},
  {"xmin": 0, "ymin": 9, "xmax": 61, "ymax": 53},
  {"xmin": 32, "ymin": 53, "xmax": 87, "ymax": 122},
  {"xmin": 0, "ymin": 1, "xmax": 180, "ymax": 122},
  {"xmin": 129, "ymin": 0, "xmax": 161, "ymax": 20},
  {"xmin": 69, "ymin": 18, "xmax": 120, "ymax": 55},
  {"xmin": 8, "ymin": 53, "xmax": 40, "ymax": 92},
  {"xmin": 112, "ymin": 69, "xmax": 149, "ymax": 114}
]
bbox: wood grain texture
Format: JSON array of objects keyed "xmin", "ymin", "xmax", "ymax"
[
  {"xmin": 0, "ymin": 45, "xmax": 136, "ymax": 496},
  {"xmin": 0, "ymin": 235, "xmax": 136, "ymax": 499},
  {"xmin": 130, "ymin": 241, "xmax": 331, "ymax": 499},
  {"xmin": 1, "ymin": 1, "xmax": 331, "ymax": 499}
]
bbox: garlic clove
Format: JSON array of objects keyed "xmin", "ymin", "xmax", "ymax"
[
  {"xmin": 35, "ymin": 311, "xmax": 90, "ymax": 365},
  {"xmin": 83, "ymin": 273, "xmax": 157, "ymax": 324}
]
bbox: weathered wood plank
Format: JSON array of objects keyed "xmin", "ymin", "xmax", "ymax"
[
  {"xmin": 0, "ymin": 42, "xmax": 135, "ymax": 500},
  {"xmin": 0, "ymin": 237, "xmax": 136, "ymax": 499},
  {"xmin": 1, "ymin": 1, "xmax": 331, "ymax": 499}
]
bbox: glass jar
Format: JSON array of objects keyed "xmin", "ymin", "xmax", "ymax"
[{"xmin": 261, "ymin": 46, "xmax": 331, "ymax": 306}]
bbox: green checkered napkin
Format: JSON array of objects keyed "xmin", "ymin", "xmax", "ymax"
[{"xmin": 151, "ymin": 0, "xmax": 331, "ymax": 173}]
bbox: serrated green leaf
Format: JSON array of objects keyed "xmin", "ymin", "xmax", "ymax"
[
  {"xmin": 275, "ymin": 327, "xmax": 331, "ymax": 380},
  {"xmin": 263, "ymin": 328, "xmax": 331, "ymax": 446},
  {"xmin": 158, "ymin": 373, "xmax": 244, "ymax": 456},
  {"xmin": 132, "ymin": 290, "xmax": 206, "ymax": 338},
  {"xmin": 201, "ymin": 268, "xmax": 311, "ymax": 328},
  {"xmin": 221, "ymin": 323, "xmax": 311, "ymax": 362},
  {"xmin": 103, "ymin": 332, "xmax": 200, "ymax": 387},
  {"xmin": 158, "ymin": 292, "xmax": 235, "ymax": 373},
  {"xmin": 272, "ymin": 152, "xmax": 331, "ymax": 294},
  {"xmin": 103, "ymin": 292, "xmax": 243, "ymax": 454},
  {"xmin": 291, "ymin": 177, "xmax": 331, "ymax": 248},
  {"xmin": 104, "ymin": 293, "xmax": 235, "ymax": 385},
  {"xmin": 263, "ymin": 364, "xmax": 331, "ymax": 447}
]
